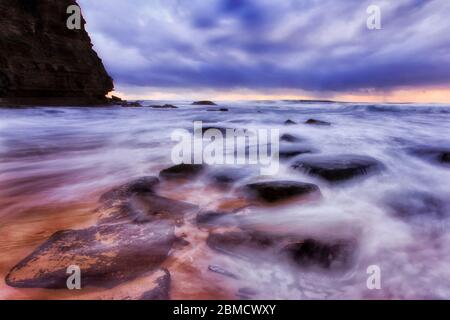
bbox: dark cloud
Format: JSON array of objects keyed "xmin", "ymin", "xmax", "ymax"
[{"xmin": 78, "ymin": 0, "xmax": 450, "ymax": 93}]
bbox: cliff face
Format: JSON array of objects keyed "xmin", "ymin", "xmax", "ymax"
[{"xmin": 0, "ymin": 0, "xmax": 113, "ymax": 105}]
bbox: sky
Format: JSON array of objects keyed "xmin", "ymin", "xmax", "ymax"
[{"xmin": 78, "ymin": 0, "xmax": 450, "ymax": 103}]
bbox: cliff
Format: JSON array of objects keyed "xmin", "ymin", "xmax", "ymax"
[{"xmin": 0, "ymin": 0, "xmax": 113, "ymax": 106}]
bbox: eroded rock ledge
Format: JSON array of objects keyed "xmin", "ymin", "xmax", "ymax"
[{"xmin": 0, "ymin": 0, "xmax": 113, "ymax": 106}]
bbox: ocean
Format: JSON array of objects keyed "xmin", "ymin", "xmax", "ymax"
[{"xmin": 0, "ymin": 101, "xmax": 449, "ymax": 299}]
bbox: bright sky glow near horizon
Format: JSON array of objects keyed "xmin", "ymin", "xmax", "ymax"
[{"xmin": 78, "ymin": 0, "xmax": 450, "ymax": 103}]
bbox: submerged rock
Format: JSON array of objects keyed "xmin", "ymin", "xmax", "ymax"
[
  {"xmin": 385, "ymin": 190, "xmax": 448, "ymax": 221},
  {"xmin": 292, "ymin": 155, "xmax": 383, "ymax": 183},
  {"xmin": 281, "ymin": 239, "xmax": 356, "ymax": 270},
  {"xmin": 100, "ymin": 176, "xmax": 160, "ymax": 204},
  {"xmin": 241, "ymin": 181, "xmax": 320, "ymax": 203},
  {"xmin": 280, "ymin": 134, "xmax": 302, "ymax": 143},
  {"xmin": 192, "ymin": 100, "xmax": 217, "ymax": 105},
  {"xmin": 99, "ymin": 193, "xmax": 198, "ymax": 225},
  {"xmin": 149, "ymin": 104, "xmax": 178, "ymax": 109},
  {"xmin": 5, "ymin": 221, "xmax": 176, "ymax": 289},
  {"xmin": 207, "ymin": 108, "xmax": 229, "ymax": 112},
  {"xmin": 305, "ymin": 119, "xmax": 331, "ymax": 126},
  {"xmin": 98, "ymin": 176, "xmax": 198, "ymax": 224},
  {"xmin": 196, "ymin": 211, "xmax": 235, "ymax": 227},
  {"xmin": 279, "ymin": 145, "xmax": 313, "ymax": 159},
  {"xmin": 408, "ymin": 147, "xmax": 450, "ymax": 166},
  {"xmin": 159, "ymin": 164, "xmax": 206, "ymax": 180}
]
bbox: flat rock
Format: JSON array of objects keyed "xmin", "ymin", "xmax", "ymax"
[
  {"xmin": 98, "ymin": 192, "xmax": 198, "ymax": 225},
  {"xmin": 241, "ymin": 181, "xmax": 320, "ymax": 203},
  {"xmin": 5, "ymin": 221, "xmax": 176, "ymax": 289},
  {"xmin": 292, "ymin": 154, "xmax": 383, "ymax": 183},
  {"xmin": 305, "ymin": 119, "xmax": 331, "ymax": 126},
  {"xmin": 281, "ymin": 239, "xmax": 356, "ymax": 270},
  {"xmin": 149, "ymin": 104, "xmax": 178, "ymax": 109},
  {"xmin": 192, "ymin": 100, "xmax": 217, "ymax": 105},
  {"xmin": 159, "ymin": 164, "xmax": 206, "ymax": 180}
]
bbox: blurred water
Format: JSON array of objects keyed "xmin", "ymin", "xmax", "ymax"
[{"xmin": 1, "ymin": 101, "xmax": 450, "ymax": 299}]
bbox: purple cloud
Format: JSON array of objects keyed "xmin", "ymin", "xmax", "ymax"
[{"xmin": 77, "ymin": 0, "xmax": 450, "ymax": 94}]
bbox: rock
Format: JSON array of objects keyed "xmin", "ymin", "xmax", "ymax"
[
  {"xmin": 196, "ymin": 211, "xmax": 235, "ymax": 227},
  {"xmin": 206, "ymin": 231, "xmax": 279, "ymax": 259},
  {"xmin": 385, "ymin": 190, "xmax": 448, "ymax": 220},
  {"xmin": 281, "ymin": 239, "xmax": 356, "ymax": 270},
  {"xmin": 207, "ymin": 108, "xmax": 229, "ymax": 112},
  {"xmin": 408, "ymin": 147, "xmax": 450, "ymax": 165},
  {"xmin": 99, "ymin": 176, "xmax": 160, "ymax": 204},
  {"xmin": 159, "ymin": 164, "xmax": 206, "ymax": 180},
  {"xmin": 279, "ymin": 145, "xmax": 313, "ymax": 159},
  {"xmin": 0, "ymin": 0, "xmax": 113, "ymax": 106},
  {"xmin": 284, "ymin": 119, "xmax": 297, "ymax": 125},
  {"xmin": 208, "ymin": 166, "xmax": 255, "ymax": 186},
  {"xmin": 5, "ymin": 221, "xmax": 176, "ymax": 289},
  {"xmin": 97, "ymin": 176, "xmax": 198, "ymax": 224},
  {"xmin": 241, "ymin": 181, "xmax": 320, "ymax": 203},
  {"xmin": 280, "ymin": 134, "xmax": 302, "ymax": 143},
  {"xmin": 99, "ymin": 192, "xmax": 199, "ymax": 225},
  {"xmin": 305, "ymin": 119, "xmax": 331, "ymax": 126},
  {"xmin": 292, "ymin": 155, "xmax": 383, "ymax": 183},
  {"xmin": 139, "ymin": 269, "xmax": 171, "ymax": 300},
  {"xmin": 208, "ymin": 265, "xmax": 239, "ymax": 280},
  {"xmin": 149, "ymin": 104, "xmax": 178, "ymax": 109},
  {"xmin": 192, "ymin": 100, "xmax": 217, "ymax": 105},
  {"xmin": 111, "ymin": 95, "xmax": 123, "ymax": 102}
]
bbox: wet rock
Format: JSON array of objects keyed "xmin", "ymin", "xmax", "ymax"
[
  {"xmin": 208, "ymin": 166, "xmax": 255, "ymax": 186},
  {"xmin": 408, "ymin": 147, "xmax": 450, "ymax": 165},
  {"xmin": 208, "ymin": 265, "xmax": 239, "ymax": 280},
  {"xmin": 196, "ymin": 211, "xmax": 235, "ymax": 227},
  {"xmin": 5, "ymin": 221, "xmax": 176, "ymax": 289},
  {"xmin": 99, "ymin": 192, "xmax": 198, "ymax": 225},
  {"xmin": 280, "ymin": 134, "xmax": 302, "ymax": 143},
  {"xmin": 279, "ymin": 145, "xmax": 313, "ymax": 159},
  {"xmin": 292, "ymin": 155, "xmax": 383, "ymax": 183},
  {"xmin": 192, "ymin": 100, "xmax": 217, "ymax": 105},
  {"xmin": 159, "ymin": 164, "xmax": 206, "ymax": 180},
  {"xmin": 282, "ymin": 239, "xmax": 356, "ymax": 270},
  {"xmin": 385, "ymin": 190, "xmax": 448, "ymax": 220},
  {"xmin": 139, "ymin": 269, "xmax": 171, "ymax": 300},
  {"xmin": 206, "ymin": 231, "xmax": 279, "ymax": 259},
  {"xmin": 284, "ymin": 119, "xmax": 297, "ymax": 125},
  {"xmin": 241, "ymin": 181, "xmax": 320, "ymax": 203},
  {"xmin": 305, "ymin": 119, "xmax": 331, "ymax": 126},
  {"xmin": 149, "ymin": 104, "xmax": 178, "ymax": 109},
  {"xmin": 207, "ymin": 108, "xmax": 229, "ymax": 112},
  {"xmin": 99, "ymin": 176, "xmax": 160, "ymax": 205}
]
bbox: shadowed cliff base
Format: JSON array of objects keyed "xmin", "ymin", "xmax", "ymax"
[{"xmin": 0, "ymin": 0, "xmax": 113, "ymax": 106}]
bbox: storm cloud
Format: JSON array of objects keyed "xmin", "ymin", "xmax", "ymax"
[{"xmin": 78, "ymin": 0, "xmax": 450, "ymax": 94}]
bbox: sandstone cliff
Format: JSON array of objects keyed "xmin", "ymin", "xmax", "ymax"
[{"xmin": 0, "ymin": 0, "xmax": 113, "ymax": 105}]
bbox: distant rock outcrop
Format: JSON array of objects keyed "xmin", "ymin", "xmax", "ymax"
[{"xmin": 0, "ymin": 0, "xmax": 113, "ymax": 106}]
